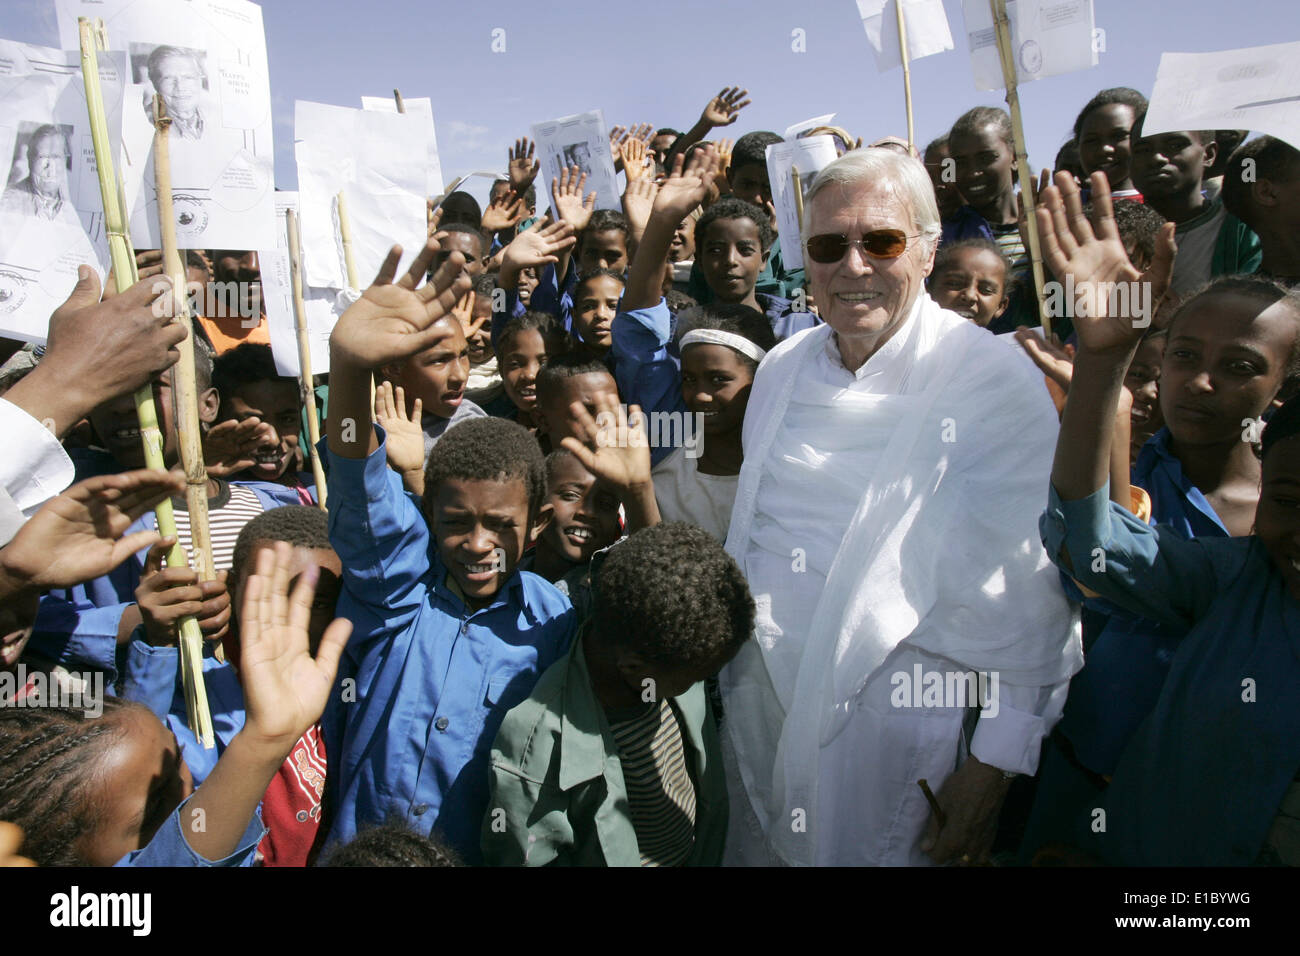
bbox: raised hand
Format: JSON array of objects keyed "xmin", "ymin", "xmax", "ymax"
[
  {"xmin": 508, "ymin": 137, "xmax": 540, "ymax": 193},
  {"xmin": 426, "ymin": 200, "xmax": 443, "ymax": 238},
  {"xmin": 654, "ymin": 144, "xmax": 721, "ymax": 221},
  {"xmin": 620, "ymin": 136, "xmax": 649, "ymax": 183},
  {"xmin": 701, "ymin": 87, "xmax": 751, "ymax": 129},
  {"xmin": 237, "ymin": 541, "xmax": 352, "ymax": 752},
  {"xmin": 135, "ymin": 537, "xmax": 231, "ymax": 646},
  {"xmin": 1035, "ymin": 171, "xmax": 1175, "ymax": 354},
  {"xmin": 560, "ymin": 391, "xmax": 659, "ymax": 531},
  {"xmin": 1014, "ymin": 328, "xmax": 1075, "ymax": 415},
  {"xmin": 329, "ymin": 238, "xmax": 479, "ymax": 371},
  {"xmin": 551, "ymin": 165, "xmax": 596, "ymax": 232},
  {"xmin": 373, "ymin": 381, "xmax": 426, "ymax": 486},
  {"xmin": 482, "ymin": 189, "xmax": 526, "ymax": 234},
  {"xmin": 203, "ymin": 417, "xmax": 278, "ymax": 478},
  {"xmin": 450, "ymin": 290, "xmax": 486, "ymax": 340},
  {"xmin": 609, "ymin": 125, "xmax": 629, "ymax": 150},
  {"xmin": 500, "ymin": 219, "xmax": 577, "ymax": 277},
  {"xmin": 713, "ymin": 137, "xmax": 734, "ymax": 192},
  {"xmin": 622, "ymin": 178, "xmax": 660, "ymax": 241},
  {"xmin": 0, "ymin": 469, "xmax": 185, "ymax": 598}
]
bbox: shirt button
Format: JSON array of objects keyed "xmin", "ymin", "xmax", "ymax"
[
  {"xmin": 435, "ymin": 716, "xmax": 450, "ymax": 732},
  {"xmin": 412, "ymin": 804, "xmax": 428, "ymax": 816}
]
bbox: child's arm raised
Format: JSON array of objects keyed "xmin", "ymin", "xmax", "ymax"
[
  {"xmin": 561, "ymin": 392, "xmax": 661, "ymax": 534},
  {"xmin": 624, "ymin": 146, "xmax": 719, "ymax": 311},
  {"xmin": 177, "ymin": 542, "xmax": 351, "ymax": 862},
  {"xmin": 373, "ymin": 382, "xmax": 427, "ymax": 497},
  {"xmin": 662, "ymin": 87, "xmax": 750, "ymax": 171},
  {"xmin": 327, "ymin": 239, "xmax": 477, "ymax": 460}
]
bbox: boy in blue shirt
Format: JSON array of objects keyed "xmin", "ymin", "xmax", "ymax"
[{"xmin": 321, "ymin": 240, "xmax": 577, "ymax": 864}]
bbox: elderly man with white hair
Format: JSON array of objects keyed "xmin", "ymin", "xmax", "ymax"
[{"xmin": 720, "ymin": 147, "xmax": 1081, "ymax": 866}]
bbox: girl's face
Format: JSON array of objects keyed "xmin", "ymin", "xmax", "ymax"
[
  {"xmin": 669, "ymin": 217, "xmax": 695, "ymax": 263},
  {"xmin": 949, "ymin": 122, "xmax": 1016, "ymax": 215},
  {"xmin": 1160, "ymin": 293, "xmax": 1295, "ymax": 447},
  {"xmin": 930, "ymin": 248, "xmax": 1008, "ymax": 327},
  {"xmin": 517, "ymin": 267, "xmax": 539, "ymax": 307},
  {"xmin": 572, "ymin": 276, "xmax": 623, "ymax": 350},
  {"xmin": 1126, "ymin": 335, "xmax": 1165, "ymax": 452},
  {"xmin": 500, "ymin": 328, "xmax": 548, "ymax": 414},
  {"xmin": 80, "ymin": 706, "xmax": 193, "ymax": 866},
  {"xmin": 1255, "ymin": 435, "xmax": 1300, "ymax": 602},
  {"xmin": 1078, "ymin": 103, "xmax": 1137, "ymax": 189},
  {"xmin": 680, "ymin": 343, "xmax": 755, "ymax": 437}
]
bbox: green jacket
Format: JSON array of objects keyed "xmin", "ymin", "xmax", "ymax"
[{"xmin": 481, "ymin": 634, "xmax": 728, "ymax": 866}]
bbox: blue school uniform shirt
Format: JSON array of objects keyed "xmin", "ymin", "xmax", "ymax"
[
  {"xmin": 1042, "ymin": 483, "xmax": 1300, "ymax": 865},
  {"xmin": 319, "ymin": 428, "xmax": 577, "ymax": 864},
  {"xmin": 114, "ymin": 795, "xmax": 264, "ymax": 867},
  {"xmin": 1055, "ymin": 428, "xmax": 1229, "ymax": 775},
  {"xmin": 28, "ymin": 449, "xmax": 301, "ymax": 685},
  {"xmin": 610, "ymin": 298, "xmax": 684, "ymax": 469}
]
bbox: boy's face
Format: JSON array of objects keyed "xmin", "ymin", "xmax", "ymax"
[
  {"xmin": 1126, "ymin": 335, "xmax": 1165, "ymax": 450},
  {"xmin": 577, "ymin": 229, "xmax": 628, "ymax": 275},
  {"xmin": 949, "ymin": 123, "xmax": 1016, "ymax": 215},
  {"xmin": 232, "ymin": 543, "xmax": 342, "ymax": 655},
  {"xmin": 389, "ymin": 317, "xmax": 470, "ymax": 420},
  {"xmin": 429, "ymin": 477, "xmax": 541, "ymax": 609},
  {"xmin": 1255, "ymin": 435, "xmax": 1300, "ymax": 602},
  {"xmin": 213, "ymin": 251, "xmax": 263, "ymax": 319},
  {"xmin": 930, "ymin": 247, "xmax": 1008, "ymax": 327},
  {"xmin": 433, "ymin": 230, "xmax": 484, "ymax": 270},
  {"xmin": 540, "ymin": 455, "xmax": 622, "ymax": 565},
  {"xmin": 468, "ymin": 294, "xmax": 494, "ymax": 366},
  {"xmin": 90, "ymin": 368, "xmax": 219, "ymax": 470},
  {"xmin": 572, "ymin": 275, "xmax": 624, "ymax": 350},
  {"xmin": 1131, "ymin": 122, "xmax": 1214, "ymax": 204},
  {"xmin": 1160, "ymin": 292, "xmax": 1295, "ymax": 446},
  {"xmin": 681, "ymin": 343, "xmax": 754, "ymax": 437},
  {"xmin": 669, "ymin": 217, "xmax": 695, "ymax": 263},
  {"xmin": 728, "ymin": 162, "xmax": 771, "ymax": 208},
  {"xmin": 698, "ymin": 218, "xmax": 766, "ymax": 304},
  {"xmin": 538, "ymin": 371, "xmax": 619, "ymax": 446},
  {"xmin": 924, "ymin": 143, "xmax": 964, "ymax": 220},
  {"xmin": 650, "ymin": 132, "xmax": 677, "ymax": 165},
  {"xmin": 222, "ymin": 380, "xmax": 302, "ymax": 482},
  {"xmin": 500, "ymin": 328, "xmax": 548, "ymax": 415},
  {"xmin": 615, "ymin": 644, "xmax": 742, "ymax": 703},
  {"xmin": 1079, "ymin": 103, "xmax": 1137, "ymax": 189}
]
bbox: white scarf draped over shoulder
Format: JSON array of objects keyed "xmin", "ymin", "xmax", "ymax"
[{"xmin": 722, "ymin": 293, "xmax": 1081, "ymax": 866}]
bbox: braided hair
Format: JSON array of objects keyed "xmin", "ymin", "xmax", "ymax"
[{"xmin": 0, "ymin": 696, "xmax": 135, "ymax": 866}]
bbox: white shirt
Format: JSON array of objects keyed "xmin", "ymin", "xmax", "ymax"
[
  {"xmin": 650, "ymin": 446, "xmax": 737, "ymax": 541},
  {"xmin": 0, "ymin": 397, "xmax": 75, "ymax": 519}
]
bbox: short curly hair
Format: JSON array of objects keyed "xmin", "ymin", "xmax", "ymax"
[
  {"xmin": 213, "ymin": 343, "xmax": 289, "ymax": 411},
  {"xmin": 322, "ymin": 819, "xmax": 461, "ymax": 867},
  {"xmin": 695, "ymin": 197, "xmax": 776, "ymax": 254},
  {"xmin": 231, "ymin": 505, "xmax": 331, "ymax": 584},
  {"xmin": 422, "ymin": 416, "xmax": 546, "ymax": 519},
  {"xmin": 534, "ymin": 352, "xmax": 616, "ymax": 408},
  {"xmin": 592, "ymin": 522, "xmax": 754, "ymax": 669}
]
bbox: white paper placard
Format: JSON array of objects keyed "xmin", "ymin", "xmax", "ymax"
[
  {"xmin": 294, "ymin": 99, "xmax": 427, "ymax": 292},
  {"xmin": 530, "ymin": 109, "xmax": 620, "ymax": 212},
  {"xmin": 765, "ymin": 135, "xmax": 839, "ymax": 273},
  {"xmin": 962, "ymin": 0, "xmax": 1098, "ymax": 92},
  {"xmin": 360, "ymin": 95, "xmax": 444, "ymax": 199},
  {"xmin": 259, "ymin": 192, "xmax": 335, "ymax": 376},
  {"xmin": 856, "ymin": 0, "xmax": 954, "ymax": 72},
  {"xmin": 57, "ymin": 0, "xmax": 277, "ymax": 251},
  {"xmin": 1142, "ymin": 42, "xmax": 1300, "ymax": 151},
  {"xmin": 0, "ymin": 41, "xmax": 127, "ymax": 344},
  {"xmin": 784, "ymin": 114, "xmax": 838, "ymax": 140}
]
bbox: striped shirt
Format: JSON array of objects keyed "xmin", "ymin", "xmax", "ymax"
[
  {"xmin": 607, "ymin": 697, "xmax": 697, "ymax": 867},
  {"xmin": 170, "ymin": 481, "xmax": 266, "ymax": 573}
]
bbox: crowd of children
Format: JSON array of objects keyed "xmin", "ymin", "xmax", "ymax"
[{"xmin": 1, "ymin": 75, "xmax": 1299, "ymax": 870}]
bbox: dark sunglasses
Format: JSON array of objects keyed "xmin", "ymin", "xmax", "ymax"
[{"xmin": 804, "ymin": 229, "xmax": 918, "ymax": 264}]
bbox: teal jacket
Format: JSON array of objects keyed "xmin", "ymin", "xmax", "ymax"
[{"xmin": 482, "ymin": 634, "xmax": 728, "ymax": 866}]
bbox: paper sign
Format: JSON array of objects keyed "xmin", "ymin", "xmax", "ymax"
[
  {"xmin": 0, "ymin": 41, "xmax": 126, "ymax": 344},
  {"xmin": 1142, "ymin": 42, "xmax": 1300, "ymax": 151},
  {"xmin": 260, "ymin": 192, "xmax": 335, "ymax": 376},
  {"xmin": 857, "ymin": 0, "xmax": 954, "ymax": 72},
  {"xmin": 361, "ymin": 95, "xmax": 444, "ymax": 198},
  {"xmin": 56, "ymin": 0, "xmax": 278, "ymax": 251},
  {"xmin": 785, "ymin": 114, "xmax": 838, "ymax": 140},
  {"xmin": 765, "ymin": 135, "xmax": 839, "ymax": 273},
  {"xmin": 530, "ymin": 109, "xmax": 620, "ymax": 212},
  {"xmin": 962, "ymin": 0, "xmax": 1098, "ymax": 92}
]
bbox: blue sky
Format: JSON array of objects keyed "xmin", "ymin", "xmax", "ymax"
[{"xmin": 4, "ymin": 0, "xmax": 1295, "ymax": 208}]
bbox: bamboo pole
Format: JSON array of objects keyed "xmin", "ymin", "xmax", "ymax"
[
  {"xmin": 393, "ymin": 88, "xmax": 405, "ymax": 114},
  {"xmin": 336, "ymin": 190, "xmax": 360, "ymax": 290},
  {"xmin": 895, "ymin": 0, "xmax": 915, "ymax": 151},
  {"xmin": 80, "ymin": 19, "xmax": 214, "ymax": 745},
  {"xmin": 791, "ymin": 165, "xmax": 804, "ymax": 234},
  {"xmin": 990, "ymin": 0, "xmax": 1051, "ymax": 338},
  {"xmin": 286, "ymin": 208, "xmax": 328, "ymax": 511}
]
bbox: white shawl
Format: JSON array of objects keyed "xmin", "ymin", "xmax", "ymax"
[{"xmin": 722, "ymin": 293, "xmax": 1081, "ymax": 866}]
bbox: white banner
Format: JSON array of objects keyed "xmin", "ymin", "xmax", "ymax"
[
  {"xmin": 857, "ymin": 0, "xmax": 954, "ymax": 72},
  {"xmin": 765, "ymin": 135, "xmax": 839, "ymax": 273},
  {"xmin": 361, "ymin": 95, "xmax": 444, "ymax": 198}
]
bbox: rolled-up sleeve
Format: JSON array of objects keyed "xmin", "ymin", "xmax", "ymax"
[{"xmin": 115, "ymin": 795, "xmax": 264, "ymax": 867}]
